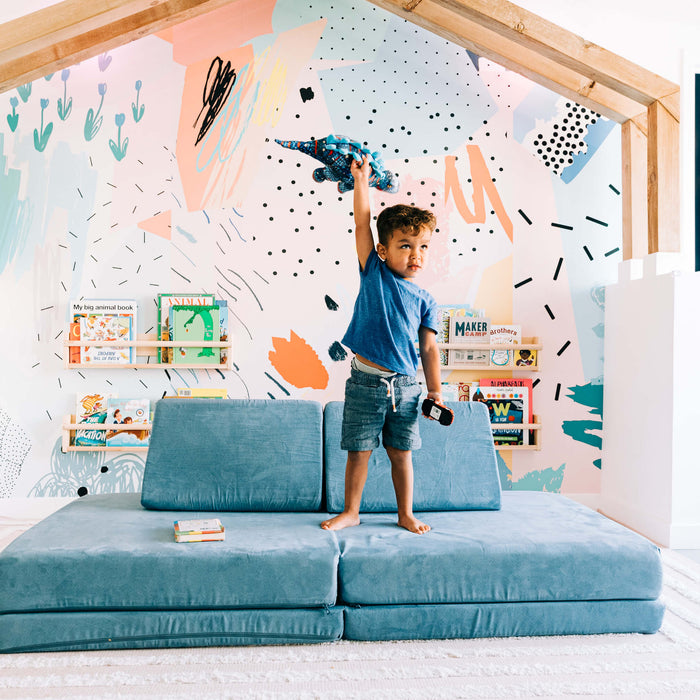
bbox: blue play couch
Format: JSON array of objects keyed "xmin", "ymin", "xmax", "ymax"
[{"xmin": 0, "ymin": 399, "xmax": 664, "ymax": 653}]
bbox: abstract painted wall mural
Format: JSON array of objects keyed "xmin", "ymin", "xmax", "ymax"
[{"xmin": 0, "ymin": 0, "xmax": 621, "ymax": 499}]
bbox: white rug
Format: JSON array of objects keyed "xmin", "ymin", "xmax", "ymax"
[{"xmin": 1, "ymin": 550, "xmax": 699, "ymax": 699}]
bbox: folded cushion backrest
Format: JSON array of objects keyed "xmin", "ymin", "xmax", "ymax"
[
  {"xmin": 324, "ymin": 401, "xmax": 501, "ymax": 512},
  {"xmin": 142, "ymin": 399, "xmax": 323, "ymax": 511}
]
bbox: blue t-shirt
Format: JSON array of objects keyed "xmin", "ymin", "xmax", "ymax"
[{"xmin": 342, "ymin": 248, "xmax": 438, "ymax": 375}]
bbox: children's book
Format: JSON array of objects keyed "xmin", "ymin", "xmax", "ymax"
[
  {"xmin": 156, "ymin": 293, "xmax": 215, "ymax": 363},
  {"xmin": 176, "ymin": 388, "xmax": 228, "ymax": 398},
  {"xmin": 435, "ymin": 305, "xmax": 475, "ymax": 366},
  {"xmin": 174, "ymin": 518, "xmax": 225, "ymax": 543},
  {"xmin": 75, "ymin": 392, "xmax": 116, "ymax": 447},
  {"xmin": 171, "ymin": 304, "xmax": 220, "ymax": 365},
  {"xmin": 105, "ymin": 398, "xmax": 151, "ymax": 447},
  {"xmin": 79, "ymin": 315, "xmax": 131, "ymax": 364},
  {"xmin": 480, "ymin": 377, "xmax": 533, "ymax": 424},
  {"xmin": 479, "ymin": 386, "xmax": 529, "ymax": 446},
  {"xmin": 489, "ymin": 325, "xmax": 521, "ymax": 368},
  {"xmin": 449, "ymin": 316, "xmax": 491, "ymax": 367},
  {"xmin": 514, "ymin": 347, "xmax": 538, "ymax": 368},
  {"xmin": 70, "ymin": 299, "xmax": 137, "ymax": 363},
  {"xmin": 216, "ymin": 299, "xmax": 229, "ymax": 366}
]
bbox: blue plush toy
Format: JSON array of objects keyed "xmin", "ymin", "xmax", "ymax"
[{"xmin": 275, "ymin": 134, "xmax": 399, "ymax": 193}]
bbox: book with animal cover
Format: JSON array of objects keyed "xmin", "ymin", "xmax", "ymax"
[
  {"xmin": 79, "ymin": 315, "xmax": 131, "ymax": 364},
  {"xmin": 489, "ymin": 324, "xmax": 521, "ymax": 368},
  {"xmin": 156, "ymin": 293, "xmax": 215, "ymax": 363},
  {"xmin": 105, "ymin": 398, "xmax": 151, "ymax": 447},
  {"xmin": 74, "ymin": 392, "xmax": 117, "ymax": 447},
  {"xmin": 174, "ymin": 518, "xmax": 225, "ymax": 543},
  {"xmin": 171, "ymin": 305, "xmax": 220, "ymax": 365},
  {"xmin": 176, "ymin": 388, "xmax": 228, "ymax": 398},
  {"xmin": 70, "ymin": 299, "xmax": 137, "ymax": 363},
  {"xmin": 479, "ymin": 386, "xmax": 529, "ymax": 446},
  {"xmin": 449, "ymin": 316, "xmax": 491, "ymax": 366}
]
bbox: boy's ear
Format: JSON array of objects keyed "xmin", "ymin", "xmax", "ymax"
[{"xmin": 376, "ymin": 241, "xmax": 386, "ymax": 260}]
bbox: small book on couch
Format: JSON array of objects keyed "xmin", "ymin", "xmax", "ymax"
[{"xmin": 173, "ymin": 518, "xmax": 225, "ymax": 543}]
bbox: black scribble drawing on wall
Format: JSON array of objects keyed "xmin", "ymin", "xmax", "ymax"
[
  {"xmin": 194, "ymin": 57, "xmax": 237, "ymax": 146},
  {"xmin": 300, "ymin": 87, "xmax": 314, "ymax": 103}
]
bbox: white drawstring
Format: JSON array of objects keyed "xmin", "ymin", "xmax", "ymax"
[{"xmin": 380, "ymin": 376, "xmax": 397, "ymax": 412}]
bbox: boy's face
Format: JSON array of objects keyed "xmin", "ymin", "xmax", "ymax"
[{"xmin": 377, "ymin": 226, "xmax": 432, "ymax": 280}]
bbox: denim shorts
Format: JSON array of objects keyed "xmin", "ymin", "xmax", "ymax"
[{"xmin": 340, "ymin": 366, "xmax": 422, "ymax": 452}]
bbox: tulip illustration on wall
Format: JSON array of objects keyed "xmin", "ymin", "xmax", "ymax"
[
  {"xmin": 33, "ymin": 99, "xmax": 53, "ymax": 152},
  {"xmin": 57, "ymin": 69, "xmax": 72, "ymax": 121},
  {"xmin": 109, "ymin": 113, "xmax": 128, "ymax": 161},
  {"xmin": 6, "ymin": 97, "xmax": 19, "ymax": 132},
  {"xmin": 131, "ymin": 80, "xmax": 145, "ymax": 123},
  {"xmin": 84, "ymin": 83, "xmax": 106, "ymax": 141}
]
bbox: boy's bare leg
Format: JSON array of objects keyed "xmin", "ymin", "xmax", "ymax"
[
  {"xmin": 385, "ymin": 445, "xmax": 430, "ymax": 534},
  {"xmin": 321, "ymin": 450, "xmax": 372, "ymax": 530}
]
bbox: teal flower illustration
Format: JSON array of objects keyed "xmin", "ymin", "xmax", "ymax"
[
  {"xmin": 17, "ymin": 83, "xmax": 32, "ymax": 103},
  {"xmin": 6, "ymin": 96, "xmax": 19, "ymax": 132},
  {"xmin": 33, "ymin": 98, "xmax": 54, "ymax": 152},
  {"xmin": 57, "ymin": 69, "xmax": 72, "ymax": 121},
  {"xmin": 109, "ymin": 112, "xmax": 128, "ymax": 161},
  {"xmin": 84, "ymin": 82, "xmax": 106, "ymax": 141},
  {"xmin": 131, "ymin": 79, "xmax": 145, "ymax": 122}
]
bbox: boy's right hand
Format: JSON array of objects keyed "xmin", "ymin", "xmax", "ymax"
[{"xmin": 351, "ymin": 156, "xmax": 370, "ymax": 183}]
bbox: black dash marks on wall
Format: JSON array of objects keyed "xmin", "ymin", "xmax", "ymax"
[
  {"xmin": 324, "ymin": 294, "xmax": 339, "ymax": 311},
  {"xmin": 328, "ymin": 341, "xmax": 347, "ymax": 362},
  {"xmin": 300, "ymin": 87, "xmax": 315, "ymax": 103},
  {"xmin": 194, "ymin": 57, "xmax": 237, "ymax": 146}
]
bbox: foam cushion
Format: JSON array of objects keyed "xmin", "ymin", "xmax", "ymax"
[
  {"xmin": 324, "ymin": 401, "xmax": 501, "ymax": 512},
  {"xmin": 0, "ymin": 609, "xmax": 344, "ymax": 653},
  {"xmin": 0, "ymin": 494, "xmax": 339, "ymax": 613},
  {"xmin": 142, "ymin": 399, "xmax": 323, "ymax": 511},
  {"xmin": 335, "ymin": 492, "xmax": 663, "ymax": 605}
]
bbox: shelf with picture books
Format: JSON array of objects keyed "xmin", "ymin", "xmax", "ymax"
[
  {"xmin": 64, "ymin": 295, "xmax": 231, "ymax": 370},
  {"xmin": 62, "ymin": 388, "xmax": 229, "ymax": 453},
  {"xmin": 420, "ymin": 379, "xmax": 541, "ymax": 451}
]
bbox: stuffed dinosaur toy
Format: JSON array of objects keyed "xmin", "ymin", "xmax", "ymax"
[{"xmin": 274, "ymin": 134, "xmax": 399, "ymax": 193}]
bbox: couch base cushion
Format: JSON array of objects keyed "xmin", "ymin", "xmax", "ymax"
[
  {"xmin": 337, "ymin": 493, "xmax": 663, "ymax": 605},
  {"xmin": 0, "ymin": 608, "xmax": 343, "ymax": 653},
  {"xmin": 0, "ymin": 494, "xmax": 338, "ymax": 613},
  {"xmin": 343, "ymin": 600, "xmax": 665, "ymax": 640}
]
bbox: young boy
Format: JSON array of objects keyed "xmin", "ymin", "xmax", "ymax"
[{"xmin": 321, "ymin": 157, "xmax": 443, "ymax": 535}]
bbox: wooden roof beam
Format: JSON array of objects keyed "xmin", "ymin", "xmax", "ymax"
[
  {"xmin": 368, "ymin": 0, "xmax": 648, "ymax": 122},
  {"xmin": 0, "ymin": 0, "xmax": 234, "ymax": 94},
  {"xmin": 435, "ymin": 0, "xmax": 680, "ymax": 107}
]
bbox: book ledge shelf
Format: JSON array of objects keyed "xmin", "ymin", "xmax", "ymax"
[
  {"xmin": 61, "ymin": 415, "xmax": 541, "ymax": 453},
  {"xmin": 492, "ymin": 415, "xmax": 541, "ymax": 451},
  {"xmin": 64, "ymin": 332, "xmax": 232, "ymax": 370},
  {"xmin": 62, "ymin": 415, "xmax": 152, "ymax": 453},
  {"xmin": 432, "ymin": 337, "xmax": 542, "ymax": 372}
]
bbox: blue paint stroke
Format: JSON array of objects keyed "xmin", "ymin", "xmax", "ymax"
[
  {"xmin": 228, "ymin": 217, "xmax": 246, "ymax": 242},
  {"xmin": 512, "ymin": 83, "xmax": 560, "ymax": 143},
  {"xmin": 561, "ymin": 117, "xmax": 616, "ymax": 183},
  {"xmin": 175, "ymin": 225, "xmax": 197, "ymax": 243},
  {"xmin": 513, "ymin": 464, "xmax": 566, "ymax": 491},
  {"xmin": 28, "ymin": 440, "xmax": 145, "ymax": 496},
  {"xmin": 0, "ymin": 134, "xmax": 31, "ymax": 275}
]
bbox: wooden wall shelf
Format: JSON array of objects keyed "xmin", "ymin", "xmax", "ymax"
[
  {"xmin": 62, "ymin": 415, "xmax": 151, "ymax": 453},
  {"xmin": 64, "ymin": 332, "xmax": 232, "ymax": 370}
]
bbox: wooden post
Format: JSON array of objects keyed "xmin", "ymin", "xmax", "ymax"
[
  {"xmin": 621, "ymin": 117, "xmax": 648, "ymax": 260},
  {"xmin": 647, "ymin": 98, "xmax": 680, "ymax": 254}
]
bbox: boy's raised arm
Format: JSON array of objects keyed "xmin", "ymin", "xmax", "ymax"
[{"xmin": 351, "ymin": 157, "xmax": 374, "ymax": 270}]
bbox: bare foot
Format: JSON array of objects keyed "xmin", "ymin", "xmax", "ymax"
[
  {"xmin": 321, "ymin": 512, "xmax": 360, "ymax": 530},
  {"xmin": 398, "ymin": 514, "xmax": 431, "ymax": 534}
]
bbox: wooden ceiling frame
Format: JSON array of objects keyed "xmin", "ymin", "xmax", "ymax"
[{"xmin": 0, "ymin": 0, "xmax": 681, "ymax": 259}]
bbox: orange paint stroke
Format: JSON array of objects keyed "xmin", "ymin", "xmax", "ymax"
[
  {"xmin": 445, "ymin": 145, "xmax": 513, "ymax": 241},
  {"xmin": 269, "ymin": 331, "xmax": 329, "ymax": 390},
  {"xmin": 138, "ymin": 211, "xmax": 172, "ymax": 239},
  {"xmin": 156, "ymin": 0, "xmax": 276, "ymax": 66}
]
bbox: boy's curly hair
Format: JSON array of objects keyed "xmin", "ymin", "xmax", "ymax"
[{"xmin": 376, "ymin": 205, "xmax": 436, "ymax": 246}]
